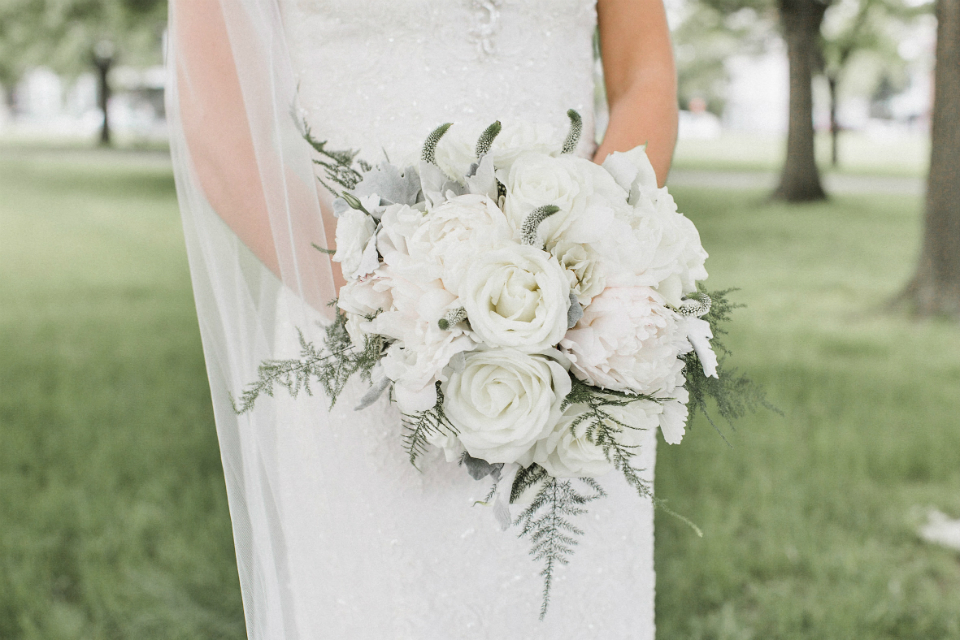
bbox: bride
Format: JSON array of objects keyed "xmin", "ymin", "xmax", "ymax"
[{"xmin": 167, "ymin": 0, "xmax": 678, "ymax": 637}]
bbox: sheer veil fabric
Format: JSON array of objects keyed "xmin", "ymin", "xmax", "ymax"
[{"xmin": 167, "ymin": 1, "xmax": 656, "ymax": 637}]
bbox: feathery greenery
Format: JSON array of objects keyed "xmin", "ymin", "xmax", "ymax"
[
  {"xmin": 298, "ymin": 118, "xmax": 364, "ymax": 195},
  {"xmin": 232, "ymin": 305, "xmax": 385, "ymax": 414},
  {"xmin": 561, "ymin": 109, "xmax": 583, "ymax": 154},
  {"xmin": 475, "ymin": 120, "xmax": 502, "ymax": 157},
  {"xmin": 683, "ymin": 286, "xmax": 778, "ymax": 439},
  {"xmin": 513, "ymin": 467, "xmax": 606, "ymax": 620},
  {"xmin": 401, "ymin": 382, "xmax": 458, "ymax": 469}
]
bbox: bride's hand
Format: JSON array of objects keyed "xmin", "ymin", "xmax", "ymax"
[{"xmin": 593, "ymin": 0, "xmax": 679, "ymax": 187}]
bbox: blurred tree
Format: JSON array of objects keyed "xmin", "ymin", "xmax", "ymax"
[
  {"xmin": 774, "ymin": 0, "xmax": 830, "ymax": 201},
  {"xmin": 900, "ymin": 0, "xmax": 960, "ymax": 317},
  {"xmin": 691, "ymin": 0, "xmax": 831, "ymax": 201},
  {"xmin": 819, "ymin": 0, "xmax": 926, "ymax": 167},
  {"xmin": 0, "ymin": 0, "xmax": 167, "ymax": 144}
]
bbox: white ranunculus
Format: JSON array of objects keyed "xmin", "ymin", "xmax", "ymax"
[
  {"xmin": 406, "ymin": 194, "xmax": 512, "ymax": 291},
  {"xmin": 441, "ymin": 349, "xmax": 571, "ymax": 464},
  {"xmin": 432, "ymin": 127, "xmax": 478, "ymax": 181},
  {"xmin": 337, "ymin": 277, "xmax": 393, "ymax": 348},
  {"xmin": 332, "ymin": 209, "xmax": 376, "ymax": 278},
  {"xmin": 367, "ymin": 267, "xmax": 476, "ymax": 413},
  {"xmin": 560, "ymin": 286, "xmax": 688, "ymax": 395},
  {"xmin": 487, "ymin": 121, "xmax": 562, "ymax": 172},
  {"xmin": 533, "ymin": 404, "xmax": 614, "ymax": 478},
  {"xmin": 459, "ymin": 244, "xmax": 570, "ymax": 352},
  {"xmin": 551, "ymin": 241, "xmax": 605, "ymax": 305},
  {"xmin": 376, "ymin": 203, "xmax": 428, "ymax": 274},
  {"xmin": 501, "ymin": 154, "xmax": 626, "ymax": 248},
  {"xmin": 433, "ymin": 121, "xmax": 564, "ymax": 181}
]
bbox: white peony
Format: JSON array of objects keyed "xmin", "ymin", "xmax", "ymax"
[
  {"xmin": 332, "ymin": 209, "xmax": 376, "ymax": 279},
  {"xmin": 441, "ymin": 348, "xmax": 571, "ymax": 464},
  {"xmin": 406, "ymin": 194, "xmax": 512, "ymax": 292},
  {"xmin": 560, "ymin": 286, "xmax": 688, "ymax": 395},
  {"xmin": 459, "ymin": 243, "xmax": 570, "ymax": 353}
]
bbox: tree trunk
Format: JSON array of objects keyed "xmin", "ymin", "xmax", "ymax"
[
  {"xmin": 828, "ymin": 74, "xmax": 839, "ymax": 167},
  {"xmin": 901, "ymin": 0, "xmax": 960, "ymax": 317},
  {"xmin": 774, "ymin": 0, "xmax": 828, "ymax": 201},
  {"xmin": 94, "ymin": 58, "xmax": 112, "ymax": 146}
]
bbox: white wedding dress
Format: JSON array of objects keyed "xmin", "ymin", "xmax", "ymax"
[{"xmin": 168, "ymin": 1, "xmax": 656, "ymax": 637}]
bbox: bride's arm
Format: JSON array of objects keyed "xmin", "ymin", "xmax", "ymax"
[
  {"xmin": 174, "ymin": 0, "xmax": 345, "ymax": 294},
  {"xmin": 594, "ymin": 0, "xmax": 679, "ymax": 187}
]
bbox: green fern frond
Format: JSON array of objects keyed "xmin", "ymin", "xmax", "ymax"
[
  {"xmin": 233, "ymin": 304, "xmax": 386, "ymax": 414},
  {"xmin": 683, "ymin": 286, "xmax": 780, "ymax": 438},
  {"xmin": 401, "ymin": 382, "xmax": 458, "ymax": 469},
  {"xmin": 513, "ymin": 468, "xmax": 605, "ymax": 620}
]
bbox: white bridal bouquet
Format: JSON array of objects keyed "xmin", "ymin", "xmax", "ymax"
[{"xmin": 236, "ymin": 111, "xmax": 765, "ymax": 617}]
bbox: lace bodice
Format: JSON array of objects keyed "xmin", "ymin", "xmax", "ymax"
[{"xmin": 280, "ymin": 0, "xmax": 600, "ymax": 163}]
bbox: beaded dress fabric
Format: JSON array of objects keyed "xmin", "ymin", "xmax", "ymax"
[{"xmin": 261, "ymin": 0, "xmax": 658, "ymax": 637}]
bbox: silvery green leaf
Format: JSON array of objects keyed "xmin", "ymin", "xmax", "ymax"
[
  {"xmin": 354, "ymin": 376, "xmax": 391, "ymax": 411},
  {"xmin": 465, "ymin": 153, "xmax": 497, "ymax": 200},
  {"xmin": 332, "ymin": 197, "xmax": 351, "ymax": 218},
  {"xmin": 448, "ymin": 351, "xmax": 467, "ymax": 373},
  {"xmin": 463, "ymin": 453, "xmax": 503, "ymax": 481},
  {"xmin": 419, "ymin": 161, "xmax": 448, "ymax": 207},
  {"xmin": 353, "ymin": 162, "xmax": 422, "ymax": 208},
  {"xmin": 567, "ymin": 292, "xmax": 583, "ymax": 329}
]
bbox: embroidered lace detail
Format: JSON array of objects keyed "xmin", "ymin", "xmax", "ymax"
[
  {"xmin": 280, "ymin": 0, "xmax": 600, "ymax": 166},
  {"xmin": 469, "ymin": 0, "xmax": 503, "ymax": 57}
]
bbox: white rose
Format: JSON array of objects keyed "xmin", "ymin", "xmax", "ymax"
[
  {"xmin": 332, "ymin": 209, "xmax": 376, "ymax": 278},
  {"xmin": 337, "ymin": 277, "xmax": 392, "ymax": 347},
  {"xmin": 501, "ymin": 154, "xmax": 625, "ymax": 248},
  {"xmin": 459, "ymin": 244, "xmax": 570, "ymax": 352},
  {"xmin": 533, "ymin": 404, "xmax": 614, "ymax": 478},
  {"xmin": 406, "ymin": 194, "xmax": 512, "ymax": 291},
  {"xmin": 551, "ymin": 241, "xmax": 605, "ymax": 305},
  {"xmin": 441, "ymin": 348, "xmax": 571, "ymax": 464},
  {"xmin": 560, "ymin": 286, "xmax": 688, "ymax": 395}
]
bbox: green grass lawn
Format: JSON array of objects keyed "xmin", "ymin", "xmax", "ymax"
[
  {"xmin": 673, "ymin": 130, "xmax": 930, "ymax": 179},
  {"xmin": 1, "ymin": 150, "xmax": 958, "ymax": 639}
]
